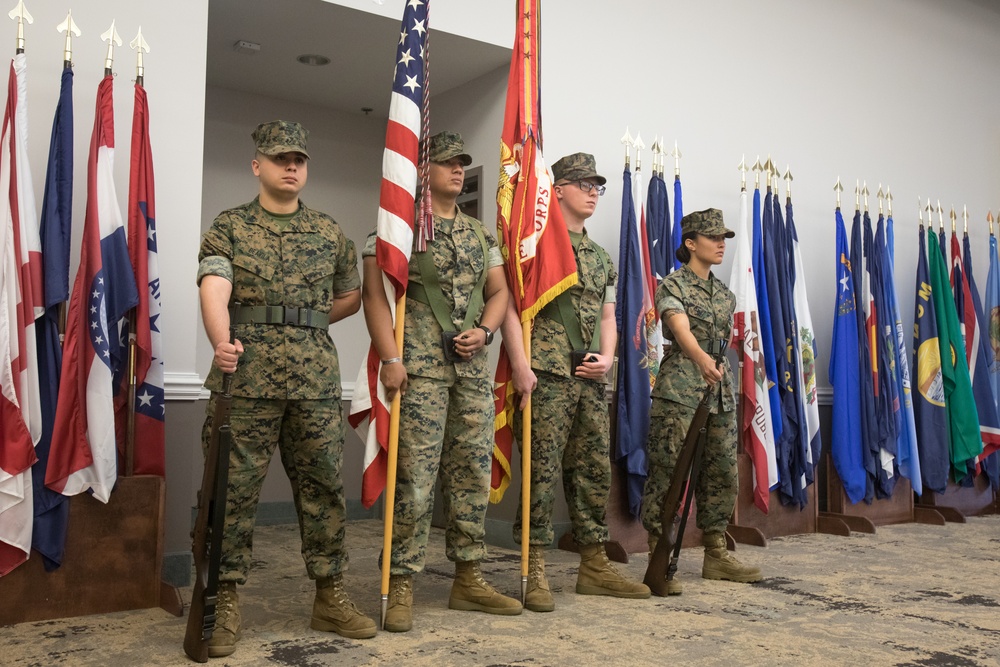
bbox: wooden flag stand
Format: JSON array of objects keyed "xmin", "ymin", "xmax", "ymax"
[
  {"xmin": 915, "ymin": 475, "xmax": 999, "ymax": 521},
  {"xmin": 0, "ymin": 475, "xmax": 182, "ymax": 625}
]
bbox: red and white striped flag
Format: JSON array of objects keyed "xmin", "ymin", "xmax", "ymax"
[
  {"xmin": 729, "ymin": 188, "xmax": 776, "ymax": 512},
  {"xmin": 46, "ymin": 75, "xmax": 138, "ymax": 503},
  {"xmin": 0, "ymin": 53, "xmax": 41, "ymax": 576},
  {"xmin": 348, "ymin": 0, "xmax": 428, "ymax": 509}
]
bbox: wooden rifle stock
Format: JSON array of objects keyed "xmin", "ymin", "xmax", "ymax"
[
  {"xmin": 644, "ymin": 379, "xmax": 715, "ymax": 597},
  {"xmin": 184, "ymin": 332, "xmax": 235, "ymax": 662}
]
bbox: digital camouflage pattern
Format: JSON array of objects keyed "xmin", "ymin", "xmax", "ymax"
[
  {"xmin": 198, "ymin": 197, "xmax": 360, "ymax": 399},
  {"xmin": 641, "ymin": 398, "xmax": 738, "ymax": 539},
  {"xmin": 512, "ymin": 372, "xmax": 610, "ymax": 547},
  {"xmin": 532, "ymin": 231, "xmax": 616, "ymax": 378},
  {"xmin": 428, "ymin": 130, "xmax": 472, "ymax": 166},
  {"xmin": 679, "ymin": 207, "xmax": 735, "ymax": 238},
  {"xmin": 251, "ymin": 119, "xmax": 310, "ymax": 158},
  {"xmin": 198, "ymin": 192, "xmax": 359, "ymax": 584},
  {"xmin": 362, "ymin": 212, "xmax": 502, "ymax": 380},
  {"xmin": 551, "ymin": 151, "xmax": 607, "ymax": 186},
  {"xmin": 202, "ymin": 395, "xmax": 349, "ymax": 583},
  {"xmin": 652, "ymin": 265, "xmax": 736, "ymax": 413},
  {"xmin": 389, "ymin": 375, "xmax": 493, "ymax": 574}
]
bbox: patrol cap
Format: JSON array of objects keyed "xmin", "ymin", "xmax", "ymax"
[
  {"xmin": 681, "ymin": 208, "xmax": 735, "ymax": 238},
  {"xmin": 551, "ymin": 152, "xmax": 606, "ymax": 186},
  {"xmin": 428, "ymin": 130, "xmax": 472, "ymax": 166},
  {"xmin": 252, "ymin": 120, "xmax": 310, "ymax": 158}
]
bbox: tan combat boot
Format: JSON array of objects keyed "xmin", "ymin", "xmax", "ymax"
[
  {"xmin": 647, "ymin": 536, "xmax": 683, "ymax": 596},
  {"xmin": 702, "ymin": 532, "xmax": 762, "ymax": 583},
  {"xmin": 383, "ymin": 574, "xmax": 413, "ymax": 632},
  {"xmin": 448, "ymin": 561, "xmax": 522, "ymax": 615},
  {"xmin": 525, "ymin": 546, "xmax": 555, "ymax": 612},
  {"xmin": 310, "ymin": 574, "xmax": 377, "ymax": 639},
  {"xmin": 576, "ymin": 543, "xmax": 651, "ymax": 598},
  {"xmin": 207, "ymin": 582, "xmax": 241, "ymax": 658}
]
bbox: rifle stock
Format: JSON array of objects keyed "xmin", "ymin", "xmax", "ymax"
[
  {"xmin": 644, "ymin": 380, "xmax": 715, "ymax": 597},
  {"xmin": 184, "ymin": 342, "xmax": 235, "ymax": 662}
]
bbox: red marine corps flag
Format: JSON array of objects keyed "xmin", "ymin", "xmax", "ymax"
[{"xmin": 491, "ymin": 0, "xmax": 577, "ymax": 503}]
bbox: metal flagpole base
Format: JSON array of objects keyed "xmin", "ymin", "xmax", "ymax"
[
  {"xmin": 521, "ymin": 576, "xmax": 527, "ymax": 604},
  {"xmin": 380, "ymin": 594, "xmax": 388, "ymax": 629}
]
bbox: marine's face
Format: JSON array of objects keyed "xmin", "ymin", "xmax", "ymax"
[
  {"xmin": 429, "ymin": 158, "xmax": 465, "ymax": 198},
  {"xmin": 554, "ymin": 178, "xmax": 600, "ymax": 221},
  {"xmin": 253, "ymin": 152, "xmax": 308, "ymax": 197},
  {"xmin": 687, "ymin": 233, "xmax": 727, "ymax": 265}
]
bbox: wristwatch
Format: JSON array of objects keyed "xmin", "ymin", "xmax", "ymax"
[{"xmin": 477, "ymin": 324, "xmax": 494, "ymax": 345}]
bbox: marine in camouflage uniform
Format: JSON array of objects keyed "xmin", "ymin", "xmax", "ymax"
[
  {"xmin": 361, "ymin": 131, "xmax": 519, "ymax": 632},
  {"xmin": 197, "ymin": 120, "xmax": 374, "ymax": 654},
  {"xmin": 504, "ymin": 153, "xmax": 649, "ymax": 612},
  {"xmin": 640, "ymin": 208, "xmax": 762, "ymax": 590}
]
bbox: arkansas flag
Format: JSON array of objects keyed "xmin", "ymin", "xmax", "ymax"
[
  {"xmin": 0, "ymin": 53, "xmax": 42, "ymax": 575},
  {"xmin": 46, "ymin": 75, "xmax": 138, "ymax": 503},
  {"xmin": 491, "ymin": 0, "xmax": 578, "ymax": 502},
  {"xmin": 115, "ymin": 81, "xmax": 164, "ymax": 476},
  {"xmin": 730, "ymin": 187, "xmax": 776, "ymax": 512},
  {"xmin": 348, "ymin": 0, "xmax": 426, "ymax": 509}
]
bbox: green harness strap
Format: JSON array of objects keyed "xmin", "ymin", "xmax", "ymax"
[
  {"xmin": 538, "ymin": 242, "xmax": 609, "ymax": 352},
  {"xmin": 407, "ymin": 220, "xmax": 490, "ymax": 333}
]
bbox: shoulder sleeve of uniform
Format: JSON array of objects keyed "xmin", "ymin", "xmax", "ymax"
[
  {"xmin": 361, "ymin": 229, "xmax": 378, "ymax": 258},
  {"xmin": 331, "ymin": 224, "xmax": 361, "ymax": 294},
  {"xmin": 197, "ymin": 209, "xmax": 238, "ymax": 285},
  {"xmin": 655, "ymin": 276, "xmax": 684, "ymax": 318},
  {"xmin": 598, "ymin": 244, "xmax": 617, "ymax": 303},
  {"xmin": 470, "ymin": 215, "xmax": 503, "ymax": 268}
]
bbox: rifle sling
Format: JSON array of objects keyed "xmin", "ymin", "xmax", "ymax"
[{"xmin": 407, "ymin": 222, "xmax": 490, "ymax": 333}]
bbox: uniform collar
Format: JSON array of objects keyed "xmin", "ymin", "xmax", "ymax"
[{"xmin": 250, "ymin": 196, "xmax": 321, "ymax": 233}]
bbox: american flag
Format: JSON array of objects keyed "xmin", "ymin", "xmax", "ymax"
[{"xmin": 349, "ymin": 0, "xmax": 428, "ymax": 508}]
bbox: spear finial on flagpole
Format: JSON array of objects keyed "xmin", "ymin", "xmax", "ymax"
[
  {"xmin": 130, "ymin": 26, "xmax": 150, "ymax": 85},
  {"xmin": 763, "ymin": 156, "xmax": 774, "ymax": 190},
  {"xmin": 962, "ymin": 204, "xmax": 968, "ymax": 234},
  {"xmin": 634, "ymin": 132, "xmax": 644, "ymax": 173},
  {"xmin": 988, "ymin": 210, "xmax": 995, "ymax": 237},
  {"xmin": 650, "ymin": 137, "xmax": 660, "ymax": 176},
  {"xmin": 670, "ymin": 140, "xmax": 681, "ymax": 177},
  {"xmin": 950, "ymin": 206, "xmax": 956, "ymax": 234},
  {"xmin": 8, "ymin": 0, "xmax": 32, "ymax": 54},
  {"xmin": 620, "ymin": 127, "xmax": 633, "ymax": 168},
  {"xmin": 919, "ymin": 198, "xmax": 924, "ymax": 228},
  {"xmin": 56, "ymin": 10, "xmax": 80, "ymax": 67},
  {"xmin": 886, "ymin": 187, "xmax": 893, "ymax": 217},
  {"xmin": 876, "ymin": 184, "xmax": 884, "ymax": 216},
  {"xmin": 101, "ymin": 20, "xmax": 122, "ymax": 74},
  {"xmin": 926, "ymin": 199, "xmax": 935, "ymax": 230},
  {"xmin": 738, "ymin": 155, "xmax": 747, "ymax": 191},
  {"xmin": 862, "ymin": 182, "xmax": 870, "ymax": 213},
  {"xmin": 834, "ymin": 177, "xmax": 843, "ymax": 210},
  {"xmin": 783, "ymin": 166, "xmax": 793, "ymax": 200},
  {"xmin": 936, "ymin": 200, "xmax": 944, "ymax": 233},
  {"xmin": 855, "ymin": 180, "xmax": 860, "ymax": 210},
  {"xmin": 751, "ymin": 156, "xmax": 762, "ymax": 189}
]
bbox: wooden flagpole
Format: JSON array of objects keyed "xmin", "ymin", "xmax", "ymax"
[{"xmin": 379, "ymin": 294, "xmax": 406, "ymax": 627}]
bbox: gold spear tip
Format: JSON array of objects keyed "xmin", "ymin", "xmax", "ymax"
[
  {"xmin": 988, "ymin": 211, "xmax": 994, "ymax": 223},
  {"xmin": 619, "ymin": 126, "xmax": 633, "ymax": 146},
  {"xmin": 876, "ymin": 184, "xmax": 884, "ymax": 199},
  {"xmin": 634, "ymin": 131, "xmax": 645, "ymax": 151},
  {"xmin": 738, "ymin": 155, "xmax": 747, "ymax": 172},
  {"xmin": 862, "ymin": 182, "xmax": 870, "ymax": 197},
  {"xmin": 56, "ymin": 10, "xmax": 80, "ymax": 37},
  {"xmin": 7, "ymin": 0, "xmax": 33, "ymax": 23},
  {"xmin": 130, "ymin": 26, "xmax": 149, "ymax": 54},
  {"xmin": 752, "ymin": 156, "xmax": 762, "ymax": 172},
  {"xmin": 783, "ymin": 166, "xmax": 793, "ymax": 181},
  {"xmin": 834, "ymin": 177, "xmax": 844, "ymax": 192}
]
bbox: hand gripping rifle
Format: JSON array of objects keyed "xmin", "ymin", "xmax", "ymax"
[
  {"xmin": 643, "ymin": 370, "xmax": 717, "ymax": 597},
  {"xmin": 184, "ymin": 323, "xmax": 236, "ymax": 662}
]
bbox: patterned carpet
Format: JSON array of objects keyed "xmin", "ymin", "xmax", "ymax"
[{"xmin": 3, "ymin": 516, "xmax": 1000, "ymax": 666}]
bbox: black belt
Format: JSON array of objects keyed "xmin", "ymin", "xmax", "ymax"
[
  {"xmin": 663, "ymin": 338, "xmax": 728, "ymax": 356},
  {"xmin": 229, "ymin": 305, "xmax": 329, "ymax": 329}
]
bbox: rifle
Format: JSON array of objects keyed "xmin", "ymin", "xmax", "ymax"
[
  {"xmin": 184, "ymin": 325, "xmax": 236, "ymax": 662},
  {"xmin": 643, "ymin": 375, "xmax": 716, "ymax": 597}
]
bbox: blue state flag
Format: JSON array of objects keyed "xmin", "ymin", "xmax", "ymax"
[
  {"xmin": 871, "ymin": 214, "xmax": 899, "ymax": 497},
  {"xmin": 614, "ymin": 164, "xmax": 650, "ymax": 517},
  {"xmin": 829, "ymin": 209, "xmax": 866, "ymax": 502},
  {"xmin": 983, "ymin": 231, "xmax": 1000, "ymax": 489},
  {"xmin": 31, "ymin": 66, "xmax": 74, "ymax": 570},
  {"xmin": 753, "ymin": 186, "xmax": 782, "ymax": 448},
  {"xmin": 850, "ymin": 209, "xmax": 877, "ymax": 501},
  {"xmin": 671, "ymin": 174, "xmax": 683, "ymax": 272}
]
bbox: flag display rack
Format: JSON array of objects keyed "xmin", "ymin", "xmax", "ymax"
[
  {"xmin": 0, "ymin": 475, "xmax": 182, "ymax": 624},
  {"xmin": 915, "ymin": 477, "xmax": 1000, "ymax": 520}
]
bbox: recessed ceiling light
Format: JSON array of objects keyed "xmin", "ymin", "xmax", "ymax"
[{"xmin": 296, "ymin": 54, "xmax": 330, "ymax": 66}]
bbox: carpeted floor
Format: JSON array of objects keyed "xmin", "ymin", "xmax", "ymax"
[{"xmin": 3, "ymin": 516, "xmax": 1000, "ymax": 666}]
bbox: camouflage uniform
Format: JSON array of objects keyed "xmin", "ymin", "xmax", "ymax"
[
  {"xmin": 641, "ymin": 211, "xmax": 738, "ymax": 541},
  {"xmin": 512, "ymin": 154, "xmax": 617, "ymax": 548},
  {"xmin": 363, "ymin": 207, "xmax": 503, "ymax": 575},
  {"xmin": 197, "ymin": 121, "xmax": 360, "ymax": 585}
]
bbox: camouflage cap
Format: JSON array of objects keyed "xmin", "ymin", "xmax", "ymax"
[
  {"xmin": 681, "ymin": 208, "xmax": 735, "ymax": 238},
  {"xmin": 551, "ymin": 152, "xmax": 606, "ymax": 185},
  {"xmin": 428, "ymin": 130, "xmax": 472, "ymax": 165},
  {"xmin": 252, "ymin": 120, "xmax": 310, "ymax": 158}
]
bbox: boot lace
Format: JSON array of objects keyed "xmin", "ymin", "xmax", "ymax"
[
  {"xmin": 390, "ymin": 576, "xmax": 412, "ymax": 601},
  {"xmin": 215, "ymin": 586, "xmax": 235, "ymax": 625}
]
